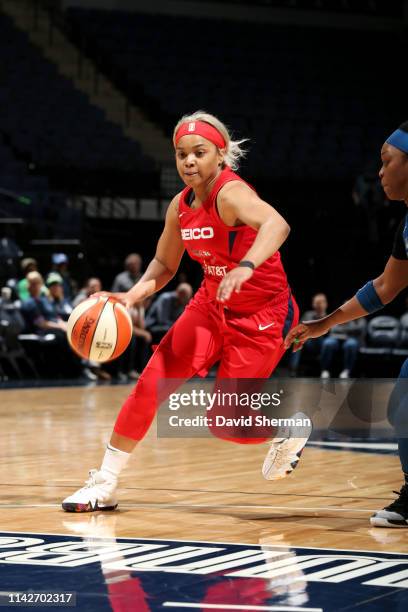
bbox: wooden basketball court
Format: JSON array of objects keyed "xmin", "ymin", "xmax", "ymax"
[{"xmin": 1, "ymin": 383, "xmax": 407, "ymax": 610}]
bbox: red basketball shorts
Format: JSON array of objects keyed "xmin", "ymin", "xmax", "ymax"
[{"xmin": 114, "ymin": 288, "xmax": 299, "ymax": 444}]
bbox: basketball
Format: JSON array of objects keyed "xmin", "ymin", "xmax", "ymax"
[{"xmin": 66, "ymin": 296, "xmax": 133, "ymax": 362}]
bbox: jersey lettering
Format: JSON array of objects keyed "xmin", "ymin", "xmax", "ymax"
[
  {"xmin": 177, "ymin": 167, "xmax": 289, "ymax": 310},
  {"xmin": 203, "ymin": 263, "xmax": 228, "ymax": 277},
  {"xmin": 181, "ymin": 227, "xmax": 214, "ymax": 241}
]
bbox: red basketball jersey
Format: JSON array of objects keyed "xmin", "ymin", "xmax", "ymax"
[{"xmin": 178, "ymin": 166, "xmax": 290, "ymax": 313}]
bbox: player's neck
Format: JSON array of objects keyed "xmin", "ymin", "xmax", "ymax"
[{"xmin": 192, "ymin": 168, "xmax": 223, "ymax": 204}]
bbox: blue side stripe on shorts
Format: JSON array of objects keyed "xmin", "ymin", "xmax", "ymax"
[{"xmin": 282, "ymin": 292, "xmax": 294, "ymax": 338}]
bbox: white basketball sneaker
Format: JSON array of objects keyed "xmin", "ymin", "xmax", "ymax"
[
  {"xmin": 62, "ymin": 469, "xmax": 118, "ymax": 513},
  {"xmin": 262, "ymin": 412, "xmax": 312, "ymax": 480}
]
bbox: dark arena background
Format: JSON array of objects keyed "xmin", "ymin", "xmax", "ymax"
[{"xmin": 0, "ymin": 1, "xmax": 408, "ymax": 610}]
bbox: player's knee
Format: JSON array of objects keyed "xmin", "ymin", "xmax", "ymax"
[
  {"xmin": 115, "ymin": 371, "xmax": 159, "ymax": 440},
  {"xmin": 129, "ymin": 371, "xmax": 156, "ymax": 401}
]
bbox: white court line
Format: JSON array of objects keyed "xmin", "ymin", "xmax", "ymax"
[
  {"xmin": 163, "ymin": 603, "xmax": 323, "ymax": 611},
  {"xmin": 308, "ymin": 441, "xmax": 397, "ymax": 451},
  {"xmin": 0, "ymin": 502, "xmax": 373, "ymax": 513},
  {"xmin": 0, "ymin": 504, "xmax": 59, "ymax": 508}
]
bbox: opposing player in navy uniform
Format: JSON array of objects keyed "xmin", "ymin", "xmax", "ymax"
[{"xmin": 285, "ymin": 120, "xmax": 408, "ymax": 527}]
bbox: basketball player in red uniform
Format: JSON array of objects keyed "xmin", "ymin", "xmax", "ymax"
[{"xmin": 63, "ymin": 111, "xmax": 311, "ymax": 512}]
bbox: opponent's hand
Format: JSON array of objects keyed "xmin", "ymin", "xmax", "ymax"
[
  {"xmin": 216, "ymin": 266, "xmax": 253, "ymax": 303},
  {"xmin": 284, "ymin": 319, "xmax": 329, "ymax": 351}
]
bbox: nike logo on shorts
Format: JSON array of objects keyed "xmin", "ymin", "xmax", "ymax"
[{"xmin": 258, "ymin": 322, "xmax": 275, "ymax": 330}]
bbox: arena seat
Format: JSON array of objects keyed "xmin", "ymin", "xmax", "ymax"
[
  {"xmin": 357, "ymin": 316, "xmax": 401, "ymax": 376},
  {"xmin": 0, "ymin": 13, "xmax": 156, "ymax": 196},
  {"xmin": 65, "ymin": 7, "xmax": 405, "ymax": 182},
  {"xmin": 361, "ymin": 316, "xmax": 400, "ymax": 351}
]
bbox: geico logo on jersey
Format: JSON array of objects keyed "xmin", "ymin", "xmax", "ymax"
[{"xmin": 181, "ymin": 227, "xmax": 214, "ymax": 240}]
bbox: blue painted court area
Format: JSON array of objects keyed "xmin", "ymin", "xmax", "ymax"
[{"xmin": 0, "ymin": 532, "xmax": 407, "ymax": 611}]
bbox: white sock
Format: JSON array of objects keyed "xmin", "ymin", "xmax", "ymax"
[{"xmin": 100, "ymin": 444, "xmax": 131, "ymax": 482}]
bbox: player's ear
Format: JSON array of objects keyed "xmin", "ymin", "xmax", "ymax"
[{"xmin": 218, "ymin": 147, "xmax": 226, "ymax": 167}]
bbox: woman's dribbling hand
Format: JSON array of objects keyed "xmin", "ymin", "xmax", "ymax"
[{"xmin": 90, "ymin": 291, "xmax": 135, "ymax": 310}]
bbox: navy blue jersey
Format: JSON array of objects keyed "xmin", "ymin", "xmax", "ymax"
[{"xmin": 392, "ymin": 213, "xmax": 408, "ymax": 260}]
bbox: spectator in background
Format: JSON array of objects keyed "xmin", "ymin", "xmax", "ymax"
[
  {"xmin": 0, "ymin": 286, "xmax": 29, "ymax": 380},
  {"xmin": 129, "ymin": 299, "xmax": 152, "ymax": 375},
  {"xmin": 17, "ymin": 258, "xmax": 47, "ymax": 301},
  {"xmin": 116, "ymin": 299, "xmax": 153, "ymax": 383},
  {"xmin": 111, "ymin": 253, "xmax": 142, "ymax": 293},
  {"xmin": 0, "ymin": 286, "xmax": 25, "ymax": 335},
  {"xmin": 176, "ymin": 271, "xmax": 189, "ymax": 284},
  {"xmin": 73, "ymin": 277, "xmax": 102, "ymax": 308},
  {"xmin": 21, "ymin": 271, "xmax": 71, "ymax": 377},
  {"xmin": 21, "ymin": 271, "xmax": 68, "ymax": 336},
  {"xmin": 289, "ymin": 293, "xmax": 328, "ymax": 376},
  {"xmin": 320, "ymin": 318, "xmax": 366, "ymax": 379},
  {"xmin": 71, "ymin": 277, "xmax": 111, "ymax": 381},
  {"xmin": 145, "ymin": 282, "xmax": 193, "ymax": 344},
  {"xmin": 46, "ymin": 273, "xmax": 73, "ymax": 320},
  {"xmin": 21, "ymin": 271, "xmax": 100, "ymax": 380},
  {"xmin": 47, "ymin": 253, "xmax": 75, "ymax": 301}
]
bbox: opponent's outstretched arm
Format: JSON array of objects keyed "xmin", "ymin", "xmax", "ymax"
[{"xmin": 285, "ymin": 255, "xmax": 408, "ymax": 351}]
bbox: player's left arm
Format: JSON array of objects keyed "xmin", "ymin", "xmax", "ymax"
[
  {"xmin": 216, "ymin": 182, "xmax": 290, "ymax": 302},
  {"xmin": 220, "ymin": 182, "xmax": 290, "ymax": 264}
]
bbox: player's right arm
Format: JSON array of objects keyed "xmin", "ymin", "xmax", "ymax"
[
  {"xmin": 124, "ymin": 195, "xmax": 185, "ymax": 307},
  {"xmin": 96, "ymin": 195, "xmax": 185, "ymax": 308},
  {"xmin": 285, "ymin": 255, "xmax": 408, "ymax": 351}
]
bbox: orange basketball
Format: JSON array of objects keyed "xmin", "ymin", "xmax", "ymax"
[{"xmin": 66, "ymin": 296, "xmax": 133, "ymax": 362}]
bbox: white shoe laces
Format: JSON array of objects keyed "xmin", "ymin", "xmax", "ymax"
[
  {"xmin": 272, "ymin": 441, "xmax": 292, "ymax": 470},
  {"xmin": 268, "ymin": 439, "xmax": 300, "ymax": 472},
  {"xmin": 84, "ymin": 469, "xmax": 99, "ymax": 489}
]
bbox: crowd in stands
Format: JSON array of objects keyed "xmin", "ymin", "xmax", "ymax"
[
  {"xmin": 0, "ymin": 250, "xmax": 193, "ymax": 382},
  {"xmin": 1, "ymin": 249, "xmax": 407, "ymax": 382}
]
